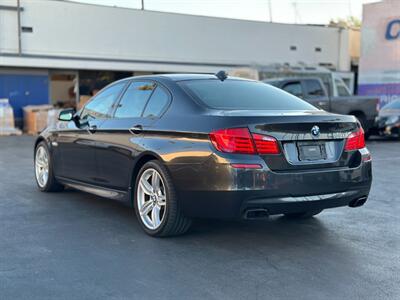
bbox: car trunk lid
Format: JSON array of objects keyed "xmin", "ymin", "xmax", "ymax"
[{"xmin": 216, "ymin": 110, "xmax": 359, "ymax": 171}]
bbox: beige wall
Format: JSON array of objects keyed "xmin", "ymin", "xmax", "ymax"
[{"xmin": 349, "ymin": 29, "xmax": 361, "ymax": 64}]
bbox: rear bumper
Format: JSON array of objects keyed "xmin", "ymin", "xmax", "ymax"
[
  {"xmin": 177, "ymin": 187, "xmax": 370, "ymax": 219},
  {"xmin": 167, "ymin": 150, "xmax": 372, "ymax": 219}
]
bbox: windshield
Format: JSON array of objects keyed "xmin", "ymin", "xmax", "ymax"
[
  {"xmin": 180, "ymin": 79, "xmax": 317, "ymax": 110},
  {"xmin": 382, "ymin": 100, "xmax": 400, "ymax": 110}
]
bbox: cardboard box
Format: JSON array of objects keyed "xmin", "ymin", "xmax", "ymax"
[
  {"xmin": 23, "ymin": 104, "xmax": 53, "ymax": 134},
  {"xmin": 0, "ymin": 99, "xmax": 22, "ymax": 136}
]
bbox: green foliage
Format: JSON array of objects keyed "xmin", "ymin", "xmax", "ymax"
[{"xmin": 329, "ymin": 16, "xmax": 361, "ymax": 29}]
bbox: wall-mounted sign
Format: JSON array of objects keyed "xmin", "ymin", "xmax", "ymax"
[
  {"xmin": 359, "ymin": 1, "xmax": 400, "ymax": 109},
  {"xmin": 385, "ymin": 19, "xmax": 400, "ymax": 40}
]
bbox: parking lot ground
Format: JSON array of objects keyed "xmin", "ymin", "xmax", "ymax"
[{"xmin": 0, "ymin": 135, "xmax": 399, "ymax": 300}]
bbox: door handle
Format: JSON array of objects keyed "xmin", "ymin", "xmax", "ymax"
[
  {"xmin": 87, "ymin": 125, "xmax": 97, "ymax": 134},
  {"xmin": 129, "ymin": 125, "xmax": 143, "ymax": 134}
]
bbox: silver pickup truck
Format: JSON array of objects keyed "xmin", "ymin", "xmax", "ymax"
[{"xmin": 264, "ymin": 77, "xmax": 379, "ymax": 136}]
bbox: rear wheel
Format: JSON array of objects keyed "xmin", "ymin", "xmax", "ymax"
[
  {"xmin": 284, "ymin": 209, "xmax": 323, "ymax": 219},
  {"xmin": 34, "ymin": 141, "xmax": 64, "ymax": 192},
  {"xmin": 134, "ymin": 160, "xmax": 192, "ymax": 237}
]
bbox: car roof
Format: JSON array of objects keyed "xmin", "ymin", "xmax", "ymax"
[
  {"xmin": 263, "ymin": 77, "xmax": 322, "ymax": 83},
  {"xmin": 159, "ymin": 74, "xmax": 219, "ymax": 81},
  {"xmin": 115, "ymin": 73, "xmax": 250, "ymax": 83}
]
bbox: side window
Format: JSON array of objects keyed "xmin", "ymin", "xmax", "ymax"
[
  {"xmin": 335, "ymin": 79, "xmax": 351, "ymax": 97},
  {"xmin": 304, "ymin": 80, "xmax": 325, "ymax": 97},
  {"xmin": 283, "ymin": 82, "xmax": 303, "ymax": 98},
  {"xmin": 81, "ymin": 82, "xmax": 126, "ymax": 121},
  {"xmin": 114, "ymin": 81, "xmax": 155, "ymax": 118},
  {"xmin": 143, "ymin": 86, "xmax": 170, "ymax": 118}
]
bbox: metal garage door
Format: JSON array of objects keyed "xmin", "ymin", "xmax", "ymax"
[{"xmin": 0, "ymin": 73, "xmax": 49, "ymax": 127}]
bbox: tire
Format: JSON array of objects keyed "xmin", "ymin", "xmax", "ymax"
[
  {"xmin": 284, "ymin": 209, "xmax": 323, "ymax": 219},
  {"xmin": 134, "ymin": 160, "xmax": 192, "ymax": 237},
  {"xmin": 34, "ymin": 141, "xmax": 64, "ymax": 192}
]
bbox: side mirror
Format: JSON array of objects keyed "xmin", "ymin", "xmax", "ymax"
[{"xmin": 58, "ymin": 108, "xmax": 75, "ymax": 122}]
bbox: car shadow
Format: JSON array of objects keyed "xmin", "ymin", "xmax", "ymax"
[{"xmin": 57, "ymin": 188, "xmax": 332, "ymax": 246}]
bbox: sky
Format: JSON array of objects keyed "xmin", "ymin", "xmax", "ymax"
[{"xmin": 68, "ymin": 0, "xmax": 380, "ymax": 25}]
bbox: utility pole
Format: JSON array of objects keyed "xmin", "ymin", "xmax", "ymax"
[
  {"xmin": 141, "ymin": 0, "xmax": 144, "ymax": 10},
  {"xmin": 17, "ymin": 0, "xmax": 22, "ymax": 55},
  {"xmin": 268, "ymin": 0, "xmax": 273, "ymax": 22},
  {"xmin": 292, "ymin": 1, "xmax": 301, "ymax": 24}
]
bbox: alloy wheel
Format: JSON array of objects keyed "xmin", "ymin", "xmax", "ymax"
[
  {"xmin": 35, "ymin": 146, "xmax": 49, "ymax": 188},
  {"xmin": 137, "ymin": 168, "xmax": 167, "ymax": 230}
]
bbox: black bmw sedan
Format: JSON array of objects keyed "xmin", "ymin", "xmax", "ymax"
[{"xmin": 34, "ymin": 73, "xmax": 372, "ymax": 237}]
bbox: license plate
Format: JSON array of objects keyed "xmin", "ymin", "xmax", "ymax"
[{"xmin": 297, "ymin": 142, "xmax": 327, "ymax": 161}]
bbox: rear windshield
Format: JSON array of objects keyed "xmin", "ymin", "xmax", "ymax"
[{"xmin": 179, "ymin": 79, "xmax": 317, "ymax": 110}]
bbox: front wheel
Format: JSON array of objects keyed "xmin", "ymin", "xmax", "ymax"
[
  {"xmin": 284, "ymin": 209, "xmax": 323, "ymax": 219},
  {"xmin": 134, "ymin": 160, "xmax": 192, "ymax": 237},
  {"xmin": 34, "ymin": 141, "xmax": 64, "ymax": 192}
]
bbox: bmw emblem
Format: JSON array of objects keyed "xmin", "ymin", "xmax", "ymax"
[{"xmin": 311, "ymin": 125, "xmax": 320, "ymax": 137}]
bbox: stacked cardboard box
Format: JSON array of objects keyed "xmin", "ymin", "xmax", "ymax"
[
  {"xmin": 0, "ymin": 99, "xmax": 22, "ymax": 136},
  {"xmin": 23, "ymin": 105, "xmax": 53, "ymax": 134}
]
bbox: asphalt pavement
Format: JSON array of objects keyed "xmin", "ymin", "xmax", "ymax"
[{"xmin": 0, "ymin": 136, "xmax": 399, "ymax": 299}]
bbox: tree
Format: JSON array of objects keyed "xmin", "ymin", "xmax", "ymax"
[{"xmin": 329, "ymin": 16, "xmax": 361, "ymax": 29}]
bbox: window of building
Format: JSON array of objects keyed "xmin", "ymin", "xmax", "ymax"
[{"xmin": 21, "ymin": 26, "xmax": 33, "ymax": 33}]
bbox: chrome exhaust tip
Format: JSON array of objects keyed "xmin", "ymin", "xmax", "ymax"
[
  {"xmin": 349, "ymin": 196, "xmax": 368, "ymax": 208},
  {"xmin": 243, "ymin": 208, "xmax": 269, "ymax": 220}
]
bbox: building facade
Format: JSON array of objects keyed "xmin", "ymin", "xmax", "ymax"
[
  {"xmin": 358, "ymin": 0, "xmax": 400, "ymax": 108},
  {"xmin": 1, "ymin": 0, "xmax": 357, "ymax": 125}
]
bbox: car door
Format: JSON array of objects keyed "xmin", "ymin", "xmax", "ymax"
[
  {"xmin": 54, "ymin": 81, "xmax": 127, "ymax": 185},
  {"xmin": 95, "ymin": 80, "xmax": 171, "ymax": 191}
]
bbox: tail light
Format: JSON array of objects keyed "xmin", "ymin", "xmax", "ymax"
[
  {"xmin": 209, "ymin": 127, "xmax": 280, "ymax": 155},
  {"xmin": 344, "ymin": 127, "xmax": 365, "ymax": 151},
  {"xmin": 209, "ymin": 128, "xmax": 255, "ymax": 154},
  {"xmin": 252, "ymin": 133, "xmax": 280, "ymax": 154}
]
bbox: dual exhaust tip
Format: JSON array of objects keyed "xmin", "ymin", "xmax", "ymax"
[
  {"xmin": 244, "ymin": 196, "xmax": 368, "ymax": 219},
  {"xmin": 243, "ymin": 208, "xmax": 269, "ymax": 220},
  {"xmin": 348, "ymin": 196, "xmax": 368, "ymax": 208}
]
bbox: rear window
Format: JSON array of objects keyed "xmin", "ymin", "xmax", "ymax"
[
  {"xmin": 304, "ymin": 79, "xmax": 325, "ymax": 97},
  {"xmin": 179, "ymin": 79, "xmax": 316, "ymax": 110}
]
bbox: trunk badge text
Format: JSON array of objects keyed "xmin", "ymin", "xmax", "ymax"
[{"xmin": 311, "ymin": 125, "xmax": 320, "ymax": 137}]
